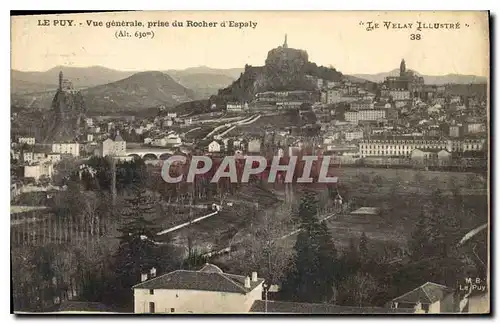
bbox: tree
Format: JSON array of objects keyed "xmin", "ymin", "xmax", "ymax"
[
  {"xmin": 112, "ymin": 189, "xmax": 178, "ymax": 307},
  {"xmin": 243, "ymin": 205, "xmax": 293, "ymax": 284},
  {"xmin": 52, "ymin": 158, "xmax": 80, "ymax": 186},
  {"xmin": 338, "ymin": 272, "xmax": 378, "ymax": 307},
  {"xmin": 359, "ymin": 232, "xmax": 369, "ymax": 261},
  {"xmin": 372, "ymin": 175, "xmax": 383, "ymax": 188},
  {"xmin": 409, "ymin": 208, "xmax": 430, "ymax": 261},
  {"xmin": 281, "ymin": 191, "xmax": 338, "ymax": 303},
  {"xmin": 413, "ymin": 171, "xmax": 425, "ymax": 186},
  {"xmin": 407, "ymin": 193, "xmax": 468, "ymax": 287}
]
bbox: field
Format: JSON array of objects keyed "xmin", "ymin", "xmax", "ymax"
[
  {"xmin": 166, "ymin": 185, "xmax": 280, "ymax": 253},
  {"xmin": 11, "ymin": 165, "xmax": 489, "ymax": 278},
  {"xmin": 337, "ymin": 167, "xmax": 486, "ymax": 189},
  {"xmin": 206, "ymin": 166, "xmax": 489, "ymax": 274}
]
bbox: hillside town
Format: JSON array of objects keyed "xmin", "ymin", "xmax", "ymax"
[
  {"xmin": 11, "ymin": 53, "xmax": 487, "ymax": 184},
  {"xmin": 11, "ymin": 34, "xmax": 489, "ymax": 314}
]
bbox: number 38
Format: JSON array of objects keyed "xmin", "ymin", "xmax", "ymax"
[{"xmin": 410, "ymin": 34, "xmax": 422, "ymax": 40}]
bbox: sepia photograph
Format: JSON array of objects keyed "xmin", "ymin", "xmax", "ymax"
[{"xmin": 10, "ymin": 10, "xmax": 490, "ymax": 314}]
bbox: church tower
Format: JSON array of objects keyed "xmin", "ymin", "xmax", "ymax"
[
  {"xmin": 400, "ymin": 59, "xmax": 406, "ymax": 76},
  {"xmin": 283, "ymin": 34, "xmax": 288, "ymax": 48},
  {"xmin": 59, "ymin": 71, "xmax": 63, "ymax": 90}
]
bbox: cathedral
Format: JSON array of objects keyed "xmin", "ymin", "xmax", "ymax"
[{"xmin": 383, "ymin": 59, "xmax": 425, "ymax": 97}]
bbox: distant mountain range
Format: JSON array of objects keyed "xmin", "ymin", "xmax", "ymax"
[
  {"xmin": 11, "ymin": 65, "xmax": 487, "ymax": 113},
  {"xmin": 81, "ymin": 71, "xmax": 197, "ymax": 113},
  {"xmin": 166, "ymin": 67, "xmax": 243, "ymax": 99},
  {"xmin": 11, "ymin": 65, "xmax": 243, "ymax": 95},
  {"xmin": 351, "ymin": 69, "xmax": 487, "ymax": 85},
  {"xmin": 11, "ymin": 66, "xmax": 136, "ymax": 92},
  {"xmin": 166, "ymin": 66, "xmax": 244, "ymax": 80},
  {"xmin": 11, "ymin": 66, "xmax": 243, "ymax": 111}
]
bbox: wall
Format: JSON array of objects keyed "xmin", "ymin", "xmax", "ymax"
[
  {"xmin": 24, "ymin": 165, "xmax": 42, "ymax": 180},
  {"xmin": 468, "ymin": 293, "xmax": 489, "ymax": 313},
  {"xmin": 427, "ymin": 300, "xmax": 440, "ymax": 313},
  {"xmin": 24, "ymin": 164, "xmax": 53, "ymax": 180},
  {"xmin": 134, "ymin": 284, "xmax": 263, "ymax": 314},
  {"xmin": 439, "ymin": 292, "xmax": 455, "ymax": 313}
]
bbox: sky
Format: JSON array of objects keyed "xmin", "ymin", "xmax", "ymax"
[{"xmin": 11, "ymin": 11, "xmax": 489, "ymax": 76}]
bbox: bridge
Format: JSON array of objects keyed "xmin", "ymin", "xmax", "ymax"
[{"xmin": 126, "ymin": 145, "xmax": 175, "ymax": 160}]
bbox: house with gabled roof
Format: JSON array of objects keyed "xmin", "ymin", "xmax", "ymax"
[
  {"xmin": 390, "ymin": 282, "xmax": 455, "ymax": 313},
  {"xmin": 132, "ymin": 263, "xmax": 264, "ymax": 314}
]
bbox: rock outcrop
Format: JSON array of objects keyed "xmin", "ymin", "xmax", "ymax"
[
  {"xmin": 42, "ymin": 72, "xmax": 86, "ymax": 142},
  {"xmin": 215, "ymin": 35, "xmax": 343, "ymax": 103}
]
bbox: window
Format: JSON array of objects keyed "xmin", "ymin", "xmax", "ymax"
[
  {"xmin": 149, "ymin": 302, "xmax": 155, "ymax": 313},
  {"xmin": 149, "ymin": 289, "xmax": 154, "ymax": 295},
  {"xmin": 171, "ymin": 308, "xmax": 175, "ymax": 313}
]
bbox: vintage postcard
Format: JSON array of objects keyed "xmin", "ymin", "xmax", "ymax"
[{"xmin": 10, "ymin": 11, "xmax": 490, "ymax": 314}]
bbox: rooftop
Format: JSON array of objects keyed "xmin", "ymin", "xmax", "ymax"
[
  {"xmin": 392, "ymin": 282, "xmax": 454, "ymax": 305},
  {"xmin": 350, "ymin": 207, "xmax": 380, "ymax": 215},
  {"xmin": 412, "ymin": 148, "xmax": 449, "ymax": 153},
  {"xmin": 249, "ymin": 300, "xmax": 415, "ymax": 314},
  {"xmin": 132, "ymin": 264, "xmax": 264, "ymax": 294}
]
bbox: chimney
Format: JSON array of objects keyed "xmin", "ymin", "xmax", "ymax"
[
  {"xmin": 150, "ymin": 267, "xmax": 157, "ymax": 278},
  {"xmin": 251, "ymin": 271, "xmax": 258, "ymax": 282},
  {"xmin": 141, "ymin": 273, "xmax": 148, "ymax": 282},
  {"xmin": 244, "ymin": 276, "xmax": 251, "ymax": 288}
]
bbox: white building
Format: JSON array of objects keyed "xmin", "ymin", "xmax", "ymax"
[
  {"xmin": 344, "ymin": 130, "xmax": 364, "ymax": 141},
  {"xmin": 326, "ymin": 81, "xmax": 337, "ymax": 89},
  {"xmin": 466, "ymin": 123, "xmax": 486, "ymax": 134},
  {"xmin": 47, "ymin": 153, "xmax": 62, "ymax": 164},
  {"xmin": 350, "ymin": 100, "xmax": 374, "ymax": 111},
  {"xmin": 133, "ymin": 264, "xmax": 264, "ymax": 314},
  {"xmin": 277, "ymin": 148, "xmax": 285, "ymax": 158},
  {"xmin": 18, "ymin": 137, "xmax": 36, "ymax": 145},
  {"xmin": 208, "ymin": 140, "xmax": 222, "ymax": 153},
  {"xmin": 462, "ymin": 139, "xmax": 486, "ymax": 152},
  {"xmin": 345, "ymin": 110, "xmax": 386, "ymax": 124},
  {"xmin": 99, "ymin": 132, "xmax": 126, "ymax": 157},
  {"xmin": 166, "ymin": 134, "xmax": 182, "ymax": 146},
  {"xmin": 23, "ymin": 152, "xmax": 33, "ymax": 163},
  {"xmin": 52, "ymin": 142, "xmax": 80, "ymax": 157},
  {"xmin": 390, "ymin": 282, "xmax": 455, "ymax": 314},
  {"xmin": 449, "ymin": 125, "xmax": 462, "ymax": 138},
  {"xmin": 24, "ymin": 163, "xmax": 54, "ymax": 181},
  {"xmin": 248, "ymin": 139, "xmax": 261, "ymax": 153},
  {"xmin": 359, "ymin": 138, "xmax": 450, "ymax": 157},
  {"xmin": 85, "ymin": 118, "xmax": 94, "ymax": 127},
  {"xmin": 153, "ymin": 137, "xmax": 168, "ymax": 147},
  {"xmin": 389, "ymin": 89, "xmax": 411, "ymax": 100},
  {"xmin": 33, "ymin": 152, "xmax": 47, "ymax": 163},
  {"xmin": 320, "ymin": 92, "xmax": 328, "ymax": 104},
  {"xmin": 326, "ymin": 89, "xmax": 343, "ymax": 104},
  {"xmin": 226, "ymin": 102, "xmax": 244, "ymax": 112}
]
